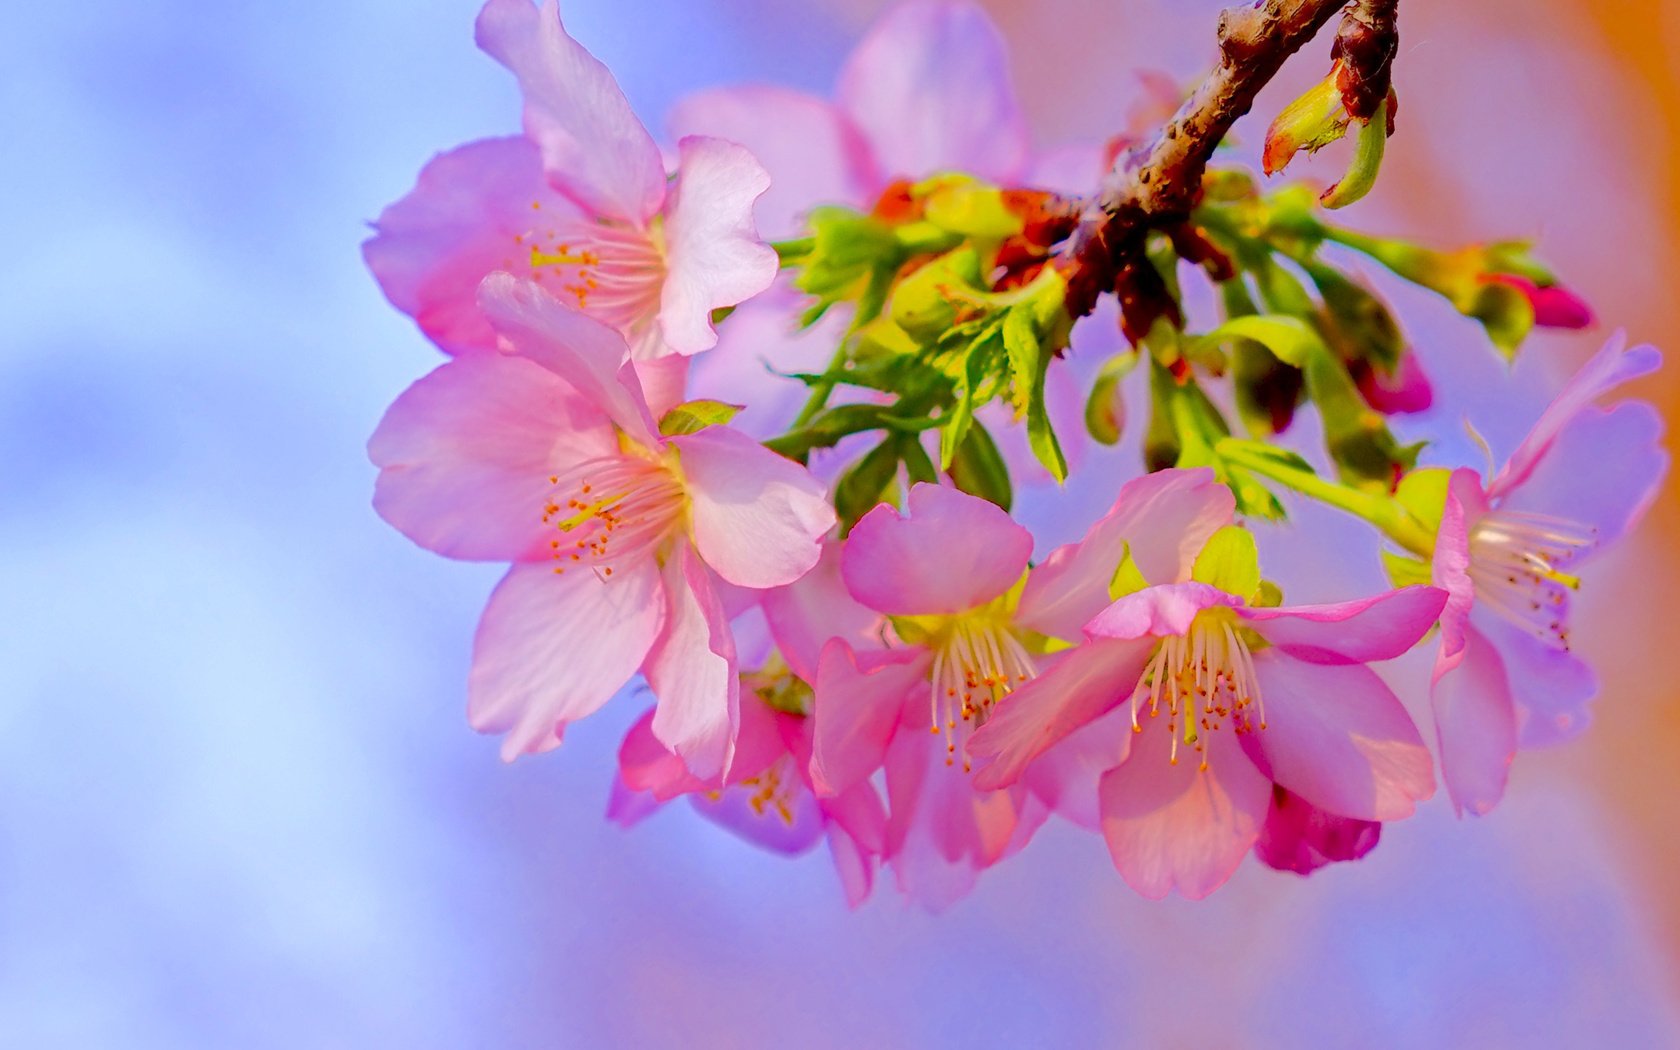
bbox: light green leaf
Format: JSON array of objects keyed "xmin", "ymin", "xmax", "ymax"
[{"xmin": 658, "ymin": 399, "xmax": 744, "ymax": 436}]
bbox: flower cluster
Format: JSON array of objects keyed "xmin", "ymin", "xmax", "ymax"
[{"xmin": 366, "ymin": 1, "xmax": 1667, "ymax": 906}]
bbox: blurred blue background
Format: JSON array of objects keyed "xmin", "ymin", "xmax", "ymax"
[{"xmin": 4, "ymin": 1, "xmax": 1677, "ymax": 1046}]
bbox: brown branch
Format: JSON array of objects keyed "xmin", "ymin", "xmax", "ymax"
[{"xmin": 1055, "ymin": 0, "xmax": 1399, "ymax": 333}]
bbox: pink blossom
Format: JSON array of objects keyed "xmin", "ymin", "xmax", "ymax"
[
  {"xmin": 368, "ymin": 273, "xmax": 833, "ymax": 777},
  {"xmin": 805, "ymin": 472, "xmax": 1230, "ymax": 906},
  {"xmin": 1354, "ymin": 349, "xmax": 1434, "ymax": 415},
  {"xmin": 609, "ymin": 682, "xmax": 887, "ymax": 907},
  {"xmin": 1254, "ymin": 786, "xmax": 1382, "ymax": 876},
  {"xmin": 1484, "ymin": 274, "xmax": 1596, "ymax": 329},
  {"xmin": 969, "ymin": 501, "xmax": 1445, "ymax": 899},
  {"xmin": 363, "ymin": 0, "xmax": 777, "ymax": 361},
  {"xmin": 1429, "ymin": 333, "xmax": 1666, "ymax": 815}
]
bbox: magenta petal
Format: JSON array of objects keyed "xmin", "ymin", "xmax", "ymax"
[
  {"xmin": 645, "ymin": 546, "xmax": 740, "ymax": 782},
  {"xmin": 1248, "ymin": 651, "xmax": 1434, "ymax": 822},
  {"xmin": 657, "ymin": 136, "xmax": 779, "ymax": 356},
  {"xmin": 761, "ymin": 542, "xmax": 883, "ymax": 684},
  {"xmin": 968, "ymin": 638, "xmax": 1150, "ymax": 791},
  {"xmin": 1254, "ymin": 786, "xmax": 1381, "ymax": 876},
  {"xmin": 474, "ymin": 0, "xmax": 667, "ymax": 223},
  {"xmin": 674, "ymin": 426, "xmax": 835, "ymax": 589},
  {"xmin": 1018, "ymin": 467, "xmax": 1234, "ymax": 641},
  {"xmin": 1430, "ymin": 623, "xmax": 1518, "ymax": 816},
  {"xmin": 1083, "ymin": 582, "xmax": 1239, "ymax": 642},
  {"xmin": 363, "ymin": 136, "xmax": 578, "ymax": 355},
  {"xmin": 1356, "ymin": 349, "xmax": 1434, "ymax": 415},
  {"xmin": 369, "ymin": 353, "xmax": 616, "ymax": 561},
  {"xmin": 1495, "ymin": 400, "xmax": 1668, "ymax": 552},
  {"xmin": 476, "ymin": 272, "xmax": 659, "ymax": 446},
  {"xmin": 810, "ymin": 640, "xmax": 930, "ymax": 796},
  {"xmin": 667, "ymin": 86, "xmax": 877, "ymax": 237},
  {"xmin": 1098, "ymin": 721, "xmax": 1270, "ymax": 900},
  {"xmin": 1492, "ymin": 332, "xmax": 1661, "ymax": 499},
  {"xmin": 1239, "ymin": 585, "xmax": 1446, "ymax": 666},
  {"xmin": 469, "ymin": 559, "xmax": 665, "ymax": 761},
  {"xmin": 1489, "ymin": 274, "xmax": 1595, "ymax": 329},
  {"xmin": 837, "ymin": 1, "xmax": 1029, "ymax": 182},
  {"xmin": 841, "ymin": 484, "xmax": 1032, "ymax": 616}
]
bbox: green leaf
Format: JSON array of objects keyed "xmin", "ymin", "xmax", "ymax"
[
  {"xmin": 1196, "ymin": 315, "xmax": 1323, "ymax": 368},
  {"xmin": 1191, "ymin": 525, "xmax": 1262, "ymax": 600},
  {"xmin": 1321, "ymin": 97, "xmax": 1389, "ymax": 209},
  {"xmin": 835, "ymin": 439, "xmax": 902, "ymax": 531},
  {"xmin": 948, "ymin": 422, "xmax": 1013, "ymax": 511},
  {"xmin": 1381, "ymin": 548, "xmax": 1434, "ymax": 589},
  {"xmin": 1085, "ymin": 351, "xmax": 1138, "ymax": 445},
  {"xmin": 898, "ymin": 432, "xmax": 939, "ymax": 486},
  {"xmin": 1394, "ymin": 467, "xmax": 1451, "ymax": 531},
  {"xmin": 658, "ymin": 399, "xmax": 744, "ymax": 436},
  {"xmin": 1002, "ymin": 305, "xmax": 1067, "ymax": 482},
  {"xmin": 1108, "ymin": 543, "xmax": 1150, "ymax": 600}
]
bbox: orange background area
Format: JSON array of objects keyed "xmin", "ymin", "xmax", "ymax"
[{"xmin": 816, "ymin": 0, "xmax": 1680, "ymax": 972}]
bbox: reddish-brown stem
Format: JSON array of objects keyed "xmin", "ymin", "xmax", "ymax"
[{"xmin": 1055, "ymin": 0, "xmax": 1399, "ymax": 327}]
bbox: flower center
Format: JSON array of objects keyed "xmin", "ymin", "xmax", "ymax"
[
  {"xmin": 517, "ymin": 208, "xmax": 666, "ymax": 346},
  {"xmin": 1132, "ymin": 610, "xmax": 1264, "ymax": 772},
  {"xmin": 927, "ymin": 613, "xmax": 1036, "ymax": 772},
  {"xmin": 1467, "ymin": 510, "xmax": 1596, "ymax": 651},
  {"xmin": 540, "ymin": 454, "xmax": 686, "ymax": 579},
  {"xmin": 737, "ymin": 754, "xmax": 801, "ymax": 826}
]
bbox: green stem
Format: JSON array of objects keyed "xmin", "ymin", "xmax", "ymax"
[
  {"xmin": 1216, "ymin": 438, "xmax": 1435, "ymax": 556},
  {"xmin": 771, "ymin": 237, "xmax": 814, "ymax": 266}
]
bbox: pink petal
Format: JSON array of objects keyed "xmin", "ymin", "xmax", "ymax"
[
  {"xmin": 837, "ymin": 1, "xmax": 1029, "ymax": 182},
  {"xmin": 809, "ymin": 640, "xmax": 930, "ymax": 796},
  {"xmin": 827, "ymin": 826, "xmax": 878, "ymax": 908},
  {"xmin": 605, "ymin": 776, "xmax": 664, "ymax": 828},
  {"xmin": 474, "ymin": 0, "xmax": 666, "ymax": 222},
  {"xmin": 1430, "ymin": 623, "xmax": 1518, "ymax": 816},
  {"xmin": 1491, "ymin": 332, "xmax": 1661, "ymax": 499},
  {"xmin": 1432, "ymin": 468, "xmax": 1487, "ymax": 666},
  {"xmin": 1097, "ymin": 719, "xmax": 1271, "ymax": 900},
  {"xmin": 657, "ymin": 136, "xmax": 779, "ymax": 356},
  {"xmin": 1254, "ymin": 786, "xmax": 1381, "ymax": 875},
  {"xmin": 477, "ymin": 272, "xmax": 659, "ymax": 446},
  {"xmin": 616, "ymin": 707, "xmax": 708, "ymax": 802},
  {"xmin": 363, "ymin": 136, "xmax": 579, "ymax": 355},
  {"xmin": 673, "ymin": 426, "xmax": 835, "ymax": 589},
  {"xmin": 667, "ymin": 86, "xmax": 878, "ymax": 237},
  {"xmin": 842, "ymin": 483, "xmax": 1032, "ymax": 616},
  {"xmin": 1020, "ymin": 706, "xmax": 1138, "ymax": 831},
  {"xmin": 1246, "ymin": 651, "xmax": 1434, "ymax": 822},
  {"xmin": 631, "ymin": 355, "xmax": 691, "ymax": 422},
  {"xmin": 1238, "ymin": 585, "xmax": 1447, "ymax": 666},
  {"xmin": 689, "ymin": 777, "xmax": 825, "ymax": 856},
  {"xmin": 1474, "ymin": 609, "xmax": 1599, "ymax": 748},
  {"xmin": 967, "ymin": 638, "xmax": 1150, "ymax": 791},
  {"xmin": 882, "ymin": 729, "xmax": 1046, "ymax": 911},
  {"xmin": 369, "ymin": 352, "xmax": 615, "ymax": 561},
  {"xmin": 1082, "ymin": 582, "xmax": 1240, "ymax": 642},
  {"xmin": 1495, "ymin": 400, "xmax": 1668, "ymax": 552},
  {"xmin": 761, "ymin": 541, "xmax": 883, "ymax": 684},
  {"xmin": 645, "ymin": 546, "xmax": 740, "ymax": 781},
  {"xmin": 468, "ymin": 558, "xmax": 665, "ymax": 761},
  {"xmin": 1017, "ymin": 468, "xmax": 1234, "ymax": 641}
]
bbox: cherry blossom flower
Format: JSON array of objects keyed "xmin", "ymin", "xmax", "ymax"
[
  {"xmin": 969, "ymin": 513, "xmax": 1444, "ymax": 899},
  {"xmin": 1429, "ymin": 333, "xmax": 1666, "ymax": 814},
  {"xmin": 805, "ymin": 472, "xmax": 1230, "ymax": 906},
  {"xmin": 368, "ymin": 273, "xmax": 833, "ymax": 777},
  {"xmin": 363, "ymin": 0, "xmax": 777, "ymax": 362}
]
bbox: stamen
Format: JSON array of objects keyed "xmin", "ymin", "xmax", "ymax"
[
  {"xmin": 927, "ymin": 615, "xmax": 1036, "ymax": 773},
  {"xmin": 1129, "ymin": 611, "xmax": 1264, "ymax": 772},
  {"xmin": 1468, "ymin": 509, "xmax": 1596, "ymax": 651},
  {"xmin": 540, "ymin": 455, "xmax": 685, "ymax": 578},
  {"xmin": 519, "ymin": 215, "xmax": 666, "ymax": 335}
]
